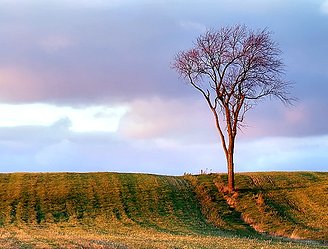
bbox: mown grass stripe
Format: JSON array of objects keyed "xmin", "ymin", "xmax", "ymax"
[{"xmin": 0, "ymin": 171, "xmax": 326, "ymax": 244}]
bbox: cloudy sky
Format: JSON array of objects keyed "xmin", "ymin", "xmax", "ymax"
[{"xmin": 0, "ymin": 0, "xmax": 327, "ymax": 174}]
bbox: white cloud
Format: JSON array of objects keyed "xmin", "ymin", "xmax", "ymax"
[
  {"xmin": 0, "ymin": 103, "xmax": 128, "ymax": 133},
  {"xmin": 321, "ymin": 0, "xmax": 328, "ymax": 14},
  {"xmin": 39, "ymin": 34, "xmax": 74, "ymax": 53},
  {"xmin": 236, "ymin": 135, "xmax": 328, "ymax": 172},
  {"xmin": 44, "ymin": 0, "xmax": 139, "ymax": 9},
  {"xmin": 66, "ymin": 106, "xmax": 128, "ymax": 133},
  {"xmin": 179, "ymin": 21, "xmax": 206, "ymax": 33}
]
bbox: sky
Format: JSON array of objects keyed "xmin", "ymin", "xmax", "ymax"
[{"xmin": 0, "ymin": 0, "xmax": 327, "ymax": 175}]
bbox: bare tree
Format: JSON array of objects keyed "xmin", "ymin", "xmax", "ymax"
[{"xmin": 172, "ymin": 25, "xmax": 292, "ymax": 192}]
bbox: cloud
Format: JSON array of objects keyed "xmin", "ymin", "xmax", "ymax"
[
  {"xmin": 321, "ymin": 0, "xmax": 328, "ymax": 14},
  {"xmin": 0, "ymin": 0, "xmax": 200, "ymax": 105},
  {"xmin": 0, "ymin": 118, "xmax": 225, "ymax": 174},
  {"xmin": 0, "ymin": 0, "xmax": 327, "ymax": 175},
  {"xmin": 207, "ymin": 0, "xmax": 286, "ymax": 14},
  {"xmin": 66, "ymin": 105, "xmax": 128, "ymax": 133},
  {"xmin": 38, "ymin": 34, "xmax": 74, "ymax": 53},
  {"xmin": 53, "ymin": 0, "xmax": 139, "ymax": 8},
  {"xmin": 35, "ymin": 139, "xmax": 78, "ymax": 169},
  {"xmin": 179, "ymin": 21, "xmax": 206, "ymax": 33},
  {"xmin": 242, "ymin": 99, "xmax": 328, "ymax": 139},
  {"xmin": 0, "ymin": 67, "xmax": 44, "ymax": 102},
  {"xmin": 1, "ymin": 0, "xmax": 324, "ymax": 108},
  {"xmin": 118, "ymin": 97, "xmax": 217, "ymax": 143},
  {"xmin": 0, "ymin": 0, "xmax": 132, "ymax": 8},
  {"xmin": 0, "ymin": 103, "xmax": 128, "ymax": 133},
  {"xmin": 117, "ymin": 96, "xmax": 328, "ymax": 144},
  {"xmin": 236, "ymin": 135, "xmax": 328, "ymax": 172},
  {"xmin": 118, "ymin": 98, "xmax": 182, "ymax": 139},
  {"xmin": 1, "ymin": 119, "xmax": 326, "ymax": 174}
]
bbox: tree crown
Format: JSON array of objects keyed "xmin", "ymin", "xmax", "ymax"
[
  {"xmin": 172, "ymin": 25, "xmax": 293, "ymax": 192},
  {"xmin": 173, "ymin": 25, "xmax": 292, "ymax": 119}
]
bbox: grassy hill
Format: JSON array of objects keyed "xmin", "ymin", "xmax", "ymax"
[{"xmin": 0, "ymin": 172, "xmax": 326, "ymax": 248}]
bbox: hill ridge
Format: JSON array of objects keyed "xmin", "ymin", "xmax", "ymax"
[{"xmin": 0, "ymin": 171, "xmax": 327, "ymax": 248}]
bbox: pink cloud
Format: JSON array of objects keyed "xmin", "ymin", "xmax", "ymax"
[
  {"xmin": 0, "ymin": 65, "xmax": 111, "ymax": 104},
  {"xmin": 117, "ymin": 96, "xmax": 328, "ymax": 144},
  {"xmin": 0, "ymin": 67, "xmax": 46, "ymax": 102},
  {"xmin": 117, "ymin": 97, "xmax": 217, "ymax": 142}
]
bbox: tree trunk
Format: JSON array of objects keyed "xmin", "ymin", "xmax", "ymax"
[
  {"xmin": 227, "ymin": 151, "xmax": 235, "ymax": 192},
  {"xmin": 212, "ymin": 107, "xmax": 236, "ymax": 193}
]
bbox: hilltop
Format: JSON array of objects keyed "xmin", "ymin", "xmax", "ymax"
[{"xmin": 0, "ymin": 171, "xmax": 326, "ymax": 248}]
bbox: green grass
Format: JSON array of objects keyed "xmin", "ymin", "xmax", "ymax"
[
  {"xmin": 0, "ymin": 172, "xmax": 326, "ymax": 248},
  {"xmin": 187, "ymin": 172, "xmax": 328, "ymax": 241}
]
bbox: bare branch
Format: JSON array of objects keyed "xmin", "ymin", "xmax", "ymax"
[{"xmin": 172, "ymin": 24, "xmax": 294, "ymax": 192}]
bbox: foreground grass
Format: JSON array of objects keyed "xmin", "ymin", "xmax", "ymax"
[
  {"xmin": 0, "ymin": 224, "xmax": 325, "ymax": 249},
  {"xmin": 187, "ymin": 172, "xmax": 328, "ymax": 240},
  {"xmin": 0, "ymin": 172, "xmax": 326, "ymax": 248}
]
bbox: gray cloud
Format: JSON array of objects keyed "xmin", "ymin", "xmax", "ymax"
[
  {"xmin": 0, "ymin": 0, "xmax": 327, "ymax": 174},
  {"xmin": 0, "ymin": 1, "xmax": 326, "ymax": 106},
  {"xmin": 1, "ymin": 120, "xmax": 327, "ymax": 175}
]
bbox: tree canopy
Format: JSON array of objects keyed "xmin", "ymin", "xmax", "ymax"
[{"xmin": 173, "ymin": 25, "xmax": 293, "ymax": 192}]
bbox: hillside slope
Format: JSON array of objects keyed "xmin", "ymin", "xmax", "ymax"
[
  {"xmin": 0, "ymin": 172, "xmax": 216, "ymax": 235},
  {"xmin": 0, "ymin": 172, "xmax": 326, "ymax": 248},
  {"xmin": 186, "ymin": 172, "xmax": 328, "ymax": 241}
]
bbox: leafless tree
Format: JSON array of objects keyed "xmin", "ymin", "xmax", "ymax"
[{"xmin": 172, "ymin": 25, "xmax": 292, "ymax": 192}]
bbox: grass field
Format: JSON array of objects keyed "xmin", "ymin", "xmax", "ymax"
[{"xmin": 0, "ymin": 172, "xmax": 326, "ymax": 248}]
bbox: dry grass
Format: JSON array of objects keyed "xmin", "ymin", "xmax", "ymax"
[
  {"xmin": 0, "ymin": 224, "xmax": 325, "ymax": 249},
  {"xmin": 0, "ymin": 172, "xmax": 327, "ymax": 248},
  {"xmin": 190, "ymin": 172, "xmax": 328, "ymax": 241}
]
